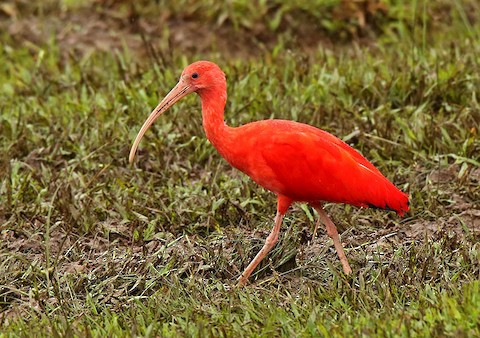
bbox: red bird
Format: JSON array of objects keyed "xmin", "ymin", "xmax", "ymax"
[{"xmin": 129, "ymin": 61, "xmax": 409, "ymax": 285}]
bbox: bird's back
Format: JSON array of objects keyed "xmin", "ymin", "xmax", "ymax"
[{"xmin": 224, "ymin": 119, "xmax": 409, "ymax": 215}]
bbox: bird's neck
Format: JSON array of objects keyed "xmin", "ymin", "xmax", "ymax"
[{"xmin": 198, "ymin": 87, "xmax": 236, "ymax": 160}]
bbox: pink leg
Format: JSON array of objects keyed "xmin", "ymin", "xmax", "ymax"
[
  {"xmin": 238, "ymin": 211, "xmax": 284, "ymax": 285},
  {"xmin": 313, "ymin": 206, "xmax": 352, "ymax": 275},
  {"xmin": 238, "ymin": 195, "xmax": 291, "ymax": 286}
]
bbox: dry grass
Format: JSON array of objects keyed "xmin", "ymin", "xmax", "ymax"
[{"xmin": 1, "ymin": 0, "xmax": 479, "ymax": 336}]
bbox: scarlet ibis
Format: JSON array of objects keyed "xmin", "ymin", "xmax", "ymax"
[{"xmin": 129, "ymin": 61, "xmax": 409, "ymax": 285}]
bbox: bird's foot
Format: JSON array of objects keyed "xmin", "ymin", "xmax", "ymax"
[
  {"xmin": 237, "ymin": 275, "xmax": 248, "ymax": 286},
  {"xmin": 342, "ymin": 261, "xmax": 353, "ymax": 275}
]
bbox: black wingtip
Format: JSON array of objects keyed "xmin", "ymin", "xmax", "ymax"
[{"xmin": 367, "ymin": 203, "xmax": 396, "ymax": 213}]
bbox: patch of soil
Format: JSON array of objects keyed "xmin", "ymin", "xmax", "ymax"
[{"xmin": 1, "ymin": 1, "xmax": 382, "ymax": 60}]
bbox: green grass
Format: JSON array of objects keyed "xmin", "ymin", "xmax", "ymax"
[{"xmin": 1, "ymin": 0, "xmax": 480, "ymax": 336}]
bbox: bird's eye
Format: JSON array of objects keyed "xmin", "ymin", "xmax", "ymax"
[{"xmin": 192, "ymin": 73, "xmax": 199, "ymax": 79}]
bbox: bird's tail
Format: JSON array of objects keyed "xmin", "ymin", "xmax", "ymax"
[{"xmin": 365, "ymin": 179, "xmax": 409, "ymax": 216}]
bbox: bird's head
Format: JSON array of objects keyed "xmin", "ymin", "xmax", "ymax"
[
  {"xmin": 129, "ymin": 61, "xmax": 225, "ymax": 163},
  {"xmin": 181, "ymin": 61, "xmax": 226, "ymax": 93}
]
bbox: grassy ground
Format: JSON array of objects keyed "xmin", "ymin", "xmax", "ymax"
[{"xmin": 1, "ymin": 0, "xmax": 479, "ymax": 336}]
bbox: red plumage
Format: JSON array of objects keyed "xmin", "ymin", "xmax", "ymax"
[
  {"xmin": 129, "ymin": 61, "xmax": 410, "ymax": 285},
  {"xmin": 223, "ymin": 120, "xmax": 408, "ymax": 215}
]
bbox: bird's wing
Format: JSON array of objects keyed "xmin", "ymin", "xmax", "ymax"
[{"xmin": 257, "ymin": 124, "xmax": 404, "ymax": 210}]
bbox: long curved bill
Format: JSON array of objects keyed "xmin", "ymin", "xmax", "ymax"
[{"xmin": 129, "ymin": 79, "xmax": 194, "ymax": 163}]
